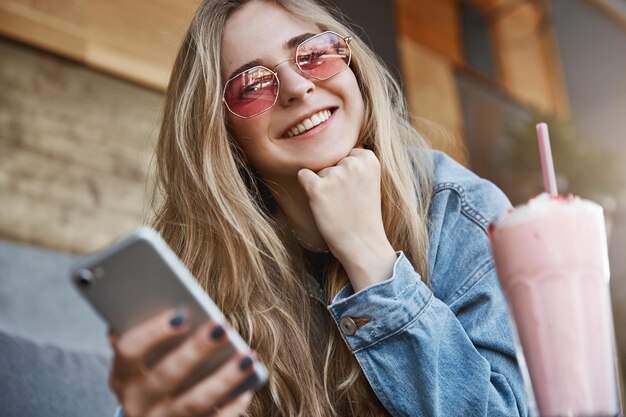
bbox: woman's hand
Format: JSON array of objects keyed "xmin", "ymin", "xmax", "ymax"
[
  {"xmin": 108, "ymin": 309, "xmax": 255, "ymax": 417},
  {"xmin": 297, "ymin": 148, "xmax": 397, "ymax": 291}
]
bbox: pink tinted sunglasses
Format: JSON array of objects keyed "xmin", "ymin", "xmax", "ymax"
[{"xmin": 223, "ymin": 31, "xmax": 352, "ymax": 118}]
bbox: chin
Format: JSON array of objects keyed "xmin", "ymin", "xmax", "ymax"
[{"xmin": 301, "ymin": 145, "xmax": 354, "ymax": 172}]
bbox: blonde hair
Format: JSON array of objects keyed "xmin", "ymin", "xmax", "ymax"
[{"xmin": 152, "ymin": 0, "xmax": 432, "ymax": 415}]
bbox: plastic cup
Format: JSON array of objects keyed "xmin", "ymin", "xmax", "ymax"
[{"xmin": 490, "ymin": 194, "xmax": 620, "ymax": 417}]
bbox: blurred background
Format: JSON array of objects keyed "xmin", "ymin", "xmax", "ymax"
[{"xmin": 0, "ymin": 0, "xmax": 625, "ymax": 409}]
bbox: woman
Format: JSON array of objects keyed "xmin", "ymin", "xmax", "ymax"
[{"xmin": 108, "ymin": 0, "xmax": 529, "ymax": 416}]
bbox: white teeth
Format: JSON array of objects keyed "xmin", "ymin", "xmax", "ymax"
[{"xmin": 286, "ymin": 109, "xmax": 333, "ymax": 137}]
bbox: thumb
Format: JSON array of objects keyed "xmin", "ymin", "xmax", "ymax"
[{"xmin": 297, "ymin": 168, "xmax": 320, "ymax": 195}]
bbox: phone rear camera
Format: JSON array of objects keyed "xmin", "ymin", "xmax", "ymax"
[{"xmin": 76, "ymin": 269, "xmax": 94, "ymax": 287}]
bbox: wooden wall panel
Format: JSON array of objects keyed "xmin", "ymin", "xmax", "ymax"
[
  {"xmin": 395, "ymin": 0, "xmax": 463, "ymax": 65},
  {"xmin": 0, "ymin": 0, "xmax": 199, "ymax": 91},
  {"xmin": 85, "ymin": 0, "xmax": 198, "ymax": 90},
  {"xmin": 0, "ymin": 38, "xmax": 162, "ymax": 253},
  {"xmin": 491, "ymin": 0, "xmax": 569, "ymax": 115},
  {"xmin": 0, "ymin": 0, "xmax": 85, "ymax": 61},
  {"xmin": 1, "ymin": 0, "xmax": 568, "ymax": 115},
  {"xmin": 398, "ymin": 36, "xmax": 467, "ymax": 164}
]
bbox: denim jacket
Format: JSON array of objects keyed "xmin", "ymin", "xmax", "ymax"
[
  {"xmin": 311, "ymin": 151, "xmax": 529, "ymax": 417},
  {"xmin": 116, "ymin": 151, "xmax": 528, "ymax": 417}
]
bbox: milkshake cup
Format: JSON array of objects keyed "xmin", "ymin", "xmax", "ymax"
[
  {"xmin": 490, "ymin": 193, "xmax": 619, "ymax": 416},
  {"xmin": 489, "ymin": 123, "xmax": 620, "ymax": 416}
]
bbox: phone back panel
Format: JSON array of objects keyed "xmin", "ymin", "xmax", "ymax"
[{"xmin": 69, "ymin": 227, "xmax": 267, "ymax": 394}]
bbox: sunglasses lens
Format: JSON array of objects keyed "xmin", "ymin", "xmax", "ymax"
[
  {"xmin": 296, "ymin": 32, "xmax": 350, "ymax": 80},
  {"xmin": 224, "ymin": 67, "xmax": 278, "ymax": 117}
]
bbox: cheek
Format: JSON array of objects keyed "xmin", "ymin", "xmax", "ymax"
[
  {"xmin": 226, "ymin": 114, "xmax": 246, "ymax": 139},
  {"xmin": 349, "ymin": 87, "xmax": 366, "ymax": 132},
  {"xmin": 344, "ymin": 73, "xmax": 365, "ymax": 119},
  {"xmin": 355, "ymin": 91, "xmax": 365, "ymax": 121},
  {"xmin": 227, "ymin": 120, "xmax": 253, "ymax": 156},
  {"xmin": 227, "ymin": 107, "xmax": 274, "ymax": 135},
  {"xmin": 227, "ymin": 120, "xmax": 271, "ymax": 167},
  {"xmin": 227, "ymin": 116, "xmax": 266, "ymax": 145}
]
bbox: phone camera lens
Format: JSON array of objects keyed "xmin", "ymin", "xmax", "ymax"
[{"xmin": 76, "ymin": 269, "xmax": 93, "ymax": 287}]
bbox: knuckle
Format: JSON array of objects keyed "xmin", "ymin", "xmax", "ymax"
[
  {"xmin": 240, "ymin": 391, "xmax": 254, "ymax": 407},
  {"xmin": 343, "ymin": 155, "xmax": 357, "ymax": 165},
  {"xmin": 222, "ymin": 368, "xmax": 243, "ymax": 387},
  {"xmin": 146, "ymin": 365, "xmax": 174, "ymax": 392},
  {"xmin": 346, "ymin": 155, "xmax": 356, "ymax": 163},
  {"xmin": 225, "ymin": 359, "xmax": 251, "ymax": 386},
  {"xmin": 316, "ymin": 166, "xmax": 331, "ymax": 177},
  {"xmin": 205, "ymin": 366, "xmax": 240, "ymax": 398},
  {"xmin": 364, "ymin": 155, "xmax": 380, "ymax": 171},
  {"xmin": 121, "ymin": 398, "xmax": 144, "ymax": 417},
  {"xmin": 222, "ymin": 393, "xmax": 253, "ymax": 416},
  {"xmin": 116, "ymin": 341, "xmax": 141, "ymax": 362},
  {"xmin": 297, "ymin": 168, "xmax": 308, "ymax": 180},
  {"xmin": 177, "ymin": 398, "xmax": 206, "ymax": 417},
  {"xmin": 193, "ymin": 326, "xmax": 216, "ymax": 351},
  {"xmin": 362, "ymin": 149, "xmax": 377, "ymax": 162},
  {"xmin": 298, "ymin": 170, "xmax": 315, "ymax": 187},
  {"xmin": 371, "ymin": 160, "xmax": 381, "ymax": 174}
]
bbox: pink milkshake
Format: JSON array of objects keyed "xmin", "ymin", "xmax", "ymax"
[{"xmin": 490, "ymin": 193, "xmax": 619, "ymax": 416}]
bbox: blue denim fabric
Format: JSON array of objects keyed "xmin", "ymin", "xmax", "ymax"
[
  {"xmin": 114, "ymin": 151, "xmax": 528, "ymax": 417},
  {"xmin": 325, "ymin": 151, "xmax": 529, "ymax": 417}
]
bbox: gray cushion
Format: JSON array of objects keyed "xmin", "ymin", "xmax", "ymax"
[
  {"xmin": 0, "ymin": 241, "xmax": 119, "ymax": 414},
  {"xmin": 0, "ymin": 240, "xmax": 110, "ymax": 355},
  {"xmin": 0, "ymin": 330, "xmax": 118, "ymax": 417}
]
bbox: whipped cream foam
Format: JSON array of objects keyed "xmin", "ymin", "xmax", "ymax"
[{"xmin": 495, "ymin": 192, "xmax": 603, "ymax": 229}]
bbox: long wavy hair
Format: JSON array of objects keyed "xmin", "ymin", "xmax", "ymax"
[{"xmin": 151, "ymin": 0, "xmax": 433, "ymax": 415}]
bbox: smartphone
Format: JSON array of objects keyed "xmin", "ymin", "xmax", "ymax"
[{"xmin": 69, "ymin": 227, "xmax": 268, "ymax": 397}]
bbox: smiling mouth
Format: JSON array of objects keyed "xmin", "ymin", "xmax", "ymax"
[{"xmin": 283, "ymin": 108, "xmax": 337, "ymax": 138}]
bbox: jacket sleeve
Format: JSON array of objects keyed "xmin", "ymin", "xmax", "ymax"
[{"xmin": 327, "ymin": 186, "xmax": 530, "ymax": 417}]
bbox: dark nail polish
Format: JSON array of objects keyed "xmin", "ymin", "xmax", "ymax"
[
  {"xmin": 239, "ymin": 356, "xmax": 253, "ymax": 370},
  {"xmin": 169, "ymin": 311, "xmax": 186, "ymax": 328},
  {"xmin": 210, "ymin": 325, "xmax": 225, "ymax": 340}
]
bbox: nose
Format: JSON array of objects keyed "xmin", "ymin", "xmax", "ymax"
[{"xmin": 275, "ymin": 61, "xmax": 315, "ymax": 107}]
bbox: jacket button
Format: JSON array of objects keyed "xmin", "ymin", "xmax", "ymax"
[{"xmin": 339, "ymin": 317, "xmax": 357, "ymax": 335}]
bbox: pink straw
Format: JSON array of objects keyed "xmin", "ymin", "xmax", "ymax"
[{"xmin": 536, "ymin": 122, "xmax": 558, "ymax": 196}]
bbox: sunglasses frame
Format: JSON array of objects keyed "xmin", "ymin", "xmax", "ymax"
[{"xmin": 222, "ymin": 31, "xmax": 353, "ymax": 119}]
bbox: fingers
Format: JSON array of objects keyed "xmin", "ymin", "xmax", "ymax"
[
  {"xmin": 110, "ymin": 309, "xmax": 190, "ymax": 381},
  {"xmin": 298, "ymin": 149, "xmax": 380, "ymax": 201},
  {"xmin": 297, "ymin": 168, "xmax": 320, "ymax": 194},
  {"xmin": 343, "ymin": 148, "xmax": 379, "ymax": 170},
  {"xmin": 214, "ymin": 391, "xmax": 253, "ymax": 417},
  {"xmin": 150, "ymin": 353, "xmax": 257, "ymax": 417},
  {"xmin": 141, "ymin": 322, "xmax": 229, "ymax": 399},
  {"xmin": 348, "ymin": 147, "xmax": 371, "ymax": 156}
]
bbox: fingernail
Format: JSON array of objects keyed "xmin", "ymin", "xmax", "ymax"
[
  {"xmin": 169, "ymin": 310, "xmax": 186, "ymax": 328},
  {"xmin": 210, "ymin": 325, "xmax": 225, "ymax": 340},
  {"xmin": 239, "ymin": 355, "xmax": 253, "ymax": 370}
]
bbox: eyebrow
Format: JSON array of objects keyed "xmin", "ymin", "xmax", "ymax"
[{"xmin": 226, "ymin": 32, "xmax": 317, "ymax": 80}]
